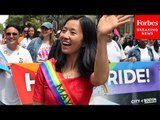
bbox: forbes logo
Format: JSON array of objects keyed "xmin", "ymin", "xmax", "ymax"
[
  {"xmin": 134, "ymin": 15, "xmax": 160, "ymax": 39},
  {"xmin": 137, "ymin": 20, "xmax": 158, "ymax": 26}
]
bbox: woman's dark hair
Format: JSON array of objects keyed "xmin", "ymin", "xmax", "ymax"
[
  {"xmin": 52, "ymin": 15, "xmax": 97, "ymax": 78},
  {"xmin": 48, "ymin": 39, "xmax": 61, "ymax": 59}
]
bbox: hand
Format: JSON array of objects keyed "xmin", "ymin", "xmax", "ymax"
[
  {"xmin": 97, "ymin": 15, "xmax": 133, "ymax": 37},
  {"xmin": 6, "ymin": 63, "xmax": 12, "ymax": 69},
  {"xmin": 128, "ymin": 57, "xmax": 137, "ymax": 62}
]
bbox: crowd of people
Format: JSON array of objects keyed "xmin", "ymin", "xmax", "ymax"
[{"xmin": 0, "ymin": 15, "xmax": 159, "ymax": 105}]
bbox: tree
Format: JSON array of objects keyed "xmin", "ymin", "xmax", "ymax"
[
  {"xmin": 3, "ymin": 15, "xmax": 78, "ymax": 32},
  {"xmin": 5, "ymin": 15, "xmax": 24, "ymax": 27},
  {"xmin": 4, "ymin": 15, "xmax": 42, "ymax": 31},
  {"xmin": 0, "ymin": 23, "xmax": 4, "ymax": 33}
]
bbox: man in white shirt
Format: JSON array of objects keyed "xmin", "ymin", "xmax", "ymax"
[{"xmin": 0, "ymin": 24, "xmax": 33, "ymax": 105}]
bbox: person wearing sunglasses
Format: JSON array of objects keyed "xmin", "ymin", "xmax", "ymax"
[
  {"xmin": 0, "ymin": 24, "xmax": 33, "ymax": 105},
  {"xmin": 18, "ymin": 26, "xmax": 29, "ymax": 44}
]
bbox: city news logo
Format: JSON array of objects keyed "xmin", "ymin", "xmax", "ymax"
[{"xmin": 134, "ymin": 15, "xmax": 160, "ymax": 39}]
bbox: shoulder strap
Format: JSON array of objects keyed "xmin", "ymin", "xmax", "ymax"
[{"xmin": 40, "ymin": 59, "xmax": 74, "ymax": 105}]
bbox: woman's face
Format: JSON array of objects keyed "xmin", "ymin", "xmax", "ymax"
[
  {"xmin": 60, "ymin": 20, "xmax": 83, "ymax": 56},
  {"xmin": 41, "ymin": 26, "xmax": 52, "ymax": 37},
  {"xmin": 28, "ymin": 27, "xmax": 35, "ymax": 38},
  {"xmin": 22, "ymin": 27, "xmax": 28, "ymax": 37}
]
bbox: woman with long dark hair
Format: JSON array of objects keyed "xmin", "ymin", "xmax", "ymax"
[{"xmin": 33, "ymin": 15, "xmax": 132, "ymax": 105}]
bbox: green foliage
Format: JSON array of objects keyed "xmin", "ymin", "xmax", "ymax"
[
  {"xmin": 0, "ymin": 23, "xmax": 3, "ymax": 33},
  {"xmin": 3, "ymin": 15, "xmax": 97, "ymax": 32},
  {"xmin": 27, "ymin": 18, "xmax": 41, "ymax": 29},
  {"xmin": 5, "ymin": 15, "xmax": 24, "ymax": 27}
]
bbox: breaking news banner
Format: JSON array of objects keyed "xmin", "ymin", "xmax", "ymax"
[
  {"xmin": 11, "ymin": 62, "xmax": 160, "ymax": 105},
  {"xmin": 134, "ymin": 15, "xmax": 160, "ymax": 39}
]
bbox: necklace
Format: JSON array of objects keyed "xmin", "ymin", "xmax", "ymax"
[
  {"xmin": 65, "ymin": 73, "xmax": 72, "ymax": 79},
  {"xmin": 62, "ymin": 68, "xmax": 80, "ymax": 79},
  {"xmin": 62, "ymin": 65, "xmax": 80, "ymax": 79},
  {"xmin": 63, "ymin": 71, "xmax": 76, "ymax": 79}
]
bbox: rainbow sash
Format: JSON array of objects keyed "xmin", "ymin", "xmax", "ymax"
[
  {"xmin": 102, "ymin": 84, "xmax": 108, "ymax": 93},
  {"xmin": 40, "ymin": 59, "xmax": 74, "ymax": 105}
]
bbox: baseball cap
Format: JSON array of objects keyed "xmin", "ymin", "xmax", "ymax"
[{"xmin": 41, "ymin": 22, "xmax": 53, "ymax": 29}]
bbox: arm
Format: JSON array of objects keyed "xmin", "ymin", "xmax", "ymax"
[
  {"xmin": 121, "ymin": 57, "xmax": 137, "ymax": 62},
  {"xmin": 90, "ymin": 15, "xmax": 133, "ymax": 86}
]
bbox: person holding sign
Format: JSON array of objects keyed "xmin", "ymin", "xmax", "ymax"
[
  {"xmin": 0, "ymin": 24, "xmax": 33, "ymax": 105},
  {"xmin": 33, "ymin": 15, "xmax": 133, "ymax": 105}
]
